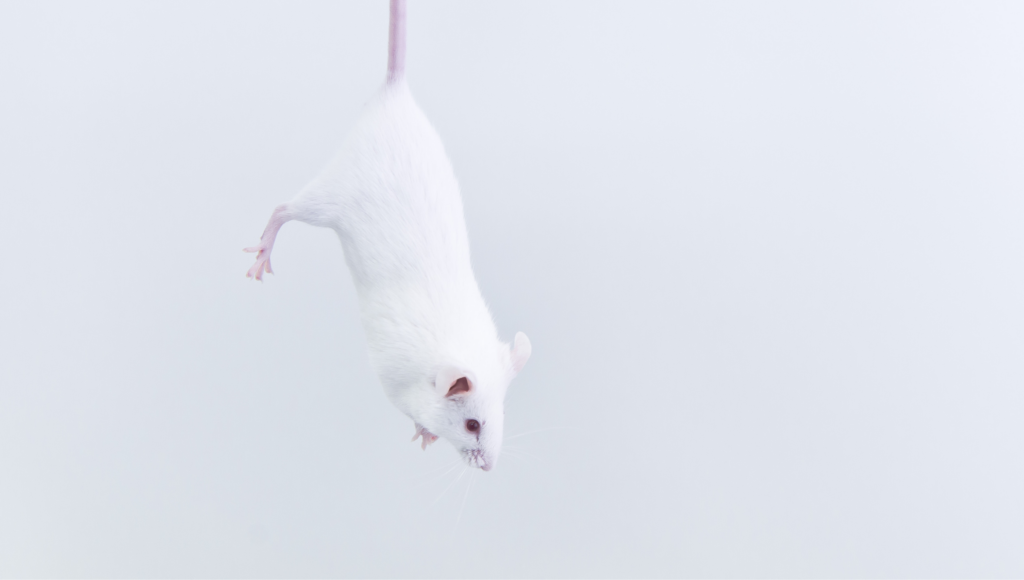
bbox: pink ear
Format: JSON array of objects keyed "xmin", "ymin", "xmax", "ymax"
[
  {"xmin": 435, "ymin": 366, "xmax": 473, "ymax": 397},
  {"xmin": 511, "ymin": 332, "xmax": 532, "ymax": 375},
  {"xmin": 446, "ymin": 377, "xmax": 471, "ymax": 396}
]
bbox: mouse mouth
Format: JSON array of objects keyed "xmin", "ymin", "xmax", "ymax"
[{"xmin": 462, "ymin": 448, "xmax": 490, "ymax": 471}]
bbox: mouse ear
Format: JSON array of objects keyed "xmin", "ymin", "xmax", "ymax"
[
  {"xmin": 511, "ymin": 332, "xmax": 532, "ymax": 375},
  {"xmin": 435, "ymin": 366, "xmax": 474, "ymax": 398}
]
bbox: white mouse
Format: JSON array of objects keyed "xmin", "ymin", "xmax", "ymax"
[{"xmin": 244, "ymin": 0, "xmax": 531, "ymax": 471}]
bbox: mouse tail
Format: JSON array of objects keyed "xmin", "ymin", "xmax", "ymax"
[{"xmin": 387, "ymin": 0, "xmax": 406, "ymax": 84}]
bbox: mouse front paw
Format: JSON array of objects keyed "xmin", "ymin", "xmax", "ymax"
[{"xmin": 412, "ymin": 423, "xmax": 438, "ymax": 450}]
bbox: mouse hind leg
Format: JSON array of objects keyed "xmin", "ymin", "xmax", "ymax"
[
  {"xmin": 244, "ymin": 204, "xmax": 292, "ymax": 281},
  {"xmin": 244, "ymin": 187, "xmax": 345, "ymax": 280}
]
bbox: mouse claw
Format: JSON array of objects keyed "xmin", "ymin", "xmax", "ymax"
[
  {"xmin": 245, "ymin": 204, "xmax": 291, "ymax": 282},
  {"xmin": 244, "ymin": 245, "xmax": 272, "ymax": 281},
  {"xmin": 421, "ymin": 433, "xmax": 437, "ymax": 450}
]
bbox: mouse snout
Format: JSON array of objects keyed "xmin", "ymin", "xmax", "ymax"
[{"xmin": 464, "ymin": 448, "xmax": 492, "ymax": 471}]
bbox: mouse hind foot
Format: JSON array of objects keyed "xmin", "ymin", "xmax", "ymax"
[{"xmin": 244, "ymin": 204, "xmax": 291, "ymax": 281}]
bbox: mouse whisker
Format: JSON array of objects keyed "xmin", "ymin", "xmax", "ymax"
[
  {"xmin": 501, "ymin": 446, "xmax": 540, "ymax": 461},
  {"xmin": 455, "ymin": 471, "xmax": 476, "ymax": 528},
  {"xmin": 499, "ymin": 451, "xmax": 527, "ymax": 462},
  {"xmin": 505, "ymin": 427, "xmax": 568, "ymax": 441},
  {"xmin": 420, "ymin": 458, "xmax": 461, "ymax": 477},
  {"xmin": 432, "ymin": 466, "xmax": 467, "ymax": 506},
  {"xmin": 421, "ymin": 461, "xmax": 462, "ymax": 486}
]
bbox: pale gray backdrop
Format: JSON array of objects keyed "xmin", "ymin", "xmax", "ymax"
[{"xmin": 1, "ymin": 1, "xmax": 1022, "ymax": 577}]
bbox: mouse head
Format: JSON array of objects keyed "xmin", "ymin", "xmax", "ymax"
[{"xmin": 425, "ymin": 332, "xmax": 532, "ymax": 471}]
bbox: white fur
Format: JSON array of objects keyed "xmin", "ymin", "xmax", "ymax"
[{"xmin": 261, "ymin": 81, "xmax": 530, "ymax": 471}]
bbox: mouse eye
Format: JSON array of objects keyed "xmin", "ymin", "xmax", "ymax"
[{"xmin": 466, "ymin": 419, "xmax": 480, "ymax": 433}]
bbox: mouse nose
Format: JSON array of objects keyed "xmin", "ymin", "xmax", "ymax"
[{"xmin": 481, "ymin": 463, "xmax": 491, "ymax": 471}]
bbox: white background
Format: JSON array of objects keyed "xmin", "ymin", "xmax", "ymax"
[{"xmin": 1, "ymin": 1, "xmax": 1022, "ymax": 577}]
